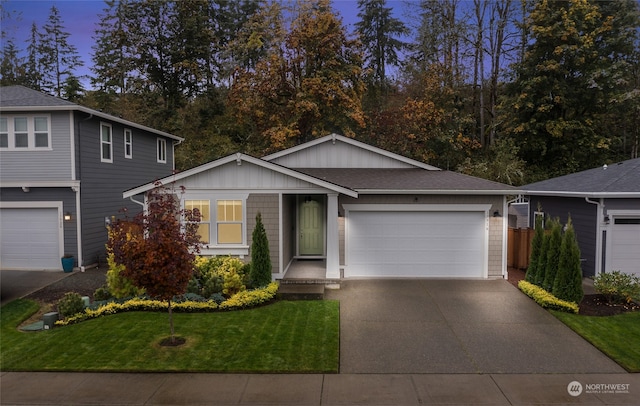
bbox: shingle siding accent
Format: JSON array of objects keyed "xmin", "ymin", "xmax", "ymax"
[{"xmin": 247, "ymin": 194, "xmax": 280, "ymax": 273}]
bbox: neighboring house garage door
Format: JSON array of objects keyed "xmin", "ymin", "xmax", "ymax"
[
  {"xmin": 609, "ymin": 218, "xmax": 640, "ymax": 277},
  {"xmin": 0, "ymin": 207, "xmax": 61, "ymax": 269},
  {"xmin": 346, "ymin": 209, "xmax": 487, "ymax": 278}
]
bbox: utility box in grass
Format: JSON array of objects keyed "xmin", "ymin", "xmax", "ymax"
[{"xmin": 43, "ymin": 312, "xmax": 59, "ymax": 329}]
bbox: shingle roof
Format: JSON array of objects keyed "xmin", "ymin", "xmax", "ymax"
[
  {"xmin": 523, "ymin": 158, "xmax": 640, "ymax": 195},
  {"xmin": 0, "ymin": 85, "xmax": 76, "ymax": 107},
  {"xmin": 297, "ymin": 168, "xmax": 517, "ymax": 193}
]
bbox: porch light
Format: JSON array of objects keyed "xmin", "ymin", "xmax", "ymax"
[
  {"xmin": 64, "ymin": 212, "xmax": 72, "ymax": 221},
  {"xmin": 493, "ymin": 210, "xmax": 502, "ymax": 217}
]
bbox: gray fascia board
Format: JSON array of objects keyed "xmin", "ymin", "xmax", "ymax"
[
  {"xmin": 0, "ymin": 105, "xmax": 183, "ymax": 141},
  {"xmin": 522, "ymin": 190, "xmax": 640, "ymax": 198},
  {"xmin": 356, "ymin": 189, "xmax": 519, "ymax": 195}
]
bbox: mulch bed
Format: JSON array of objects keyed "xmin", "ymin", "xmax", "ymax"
[{"xmin": 508, "ymin": 267, "xmax": 640, "ymax": 316}]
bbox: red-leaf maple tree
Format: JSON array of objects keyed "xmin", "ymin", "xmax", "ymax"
[{"xmin": 107, "ymin": 182, "xmax": 202, "ymax": 344}]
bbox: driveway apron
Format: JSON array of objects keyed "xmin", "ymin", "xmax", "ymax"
[{"xmin": 325, "ymin": 279, "xmax": 625, "ymax": 374}]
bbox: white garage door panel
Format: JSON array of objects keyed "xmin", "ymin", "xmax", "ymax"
[
  {"xmin": 0, "ymin": 208, "xmax": 61, "ymax": 269},
  {"xmin": 609, "ymin": 219, "xmax": 640, "ymax": 277},
  {"xmin": 347, "ymin": 211, "xmax": 485, "ymax": 278}
]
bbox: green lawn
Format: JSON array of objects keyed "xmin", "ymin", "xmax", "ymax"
[
  {"xmin": 552, "ymin": 310, "xmax": 640, "ymax": 372},
  {"xmin": 0, "ymin": 299, "xmax": 339, "ymax": 373}
]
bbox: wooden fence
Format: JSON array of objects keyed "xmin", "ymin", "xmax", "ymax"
[{"xmin": 507, "ymin": 228, "xmax": 535, "ymax": 270}]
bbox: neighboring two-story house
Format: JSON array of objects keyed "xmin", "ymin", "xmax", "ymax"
[{"xmin": 0, "ymin": 85, "xmax": 182, "ymax": 271}]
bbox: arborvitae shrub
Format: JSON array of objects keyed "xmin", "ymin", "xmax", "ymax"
[
  {"xmin": 250, "ymin": 212, "xmax": 272, "ymax": 287},
  {"xmin": 526, "ymin": 214, "xmax": 544, "ymax": 284},
  {"xmin": 535, "ymin": 222, "xmax": 551, "ymax": 286},
  {"xmin": 552, "ymin": 217, "xmax": 584, "ymax": 304},
  {"xmin": 542, "ymin": 218, "xmax": 562, "ymax": 292}
]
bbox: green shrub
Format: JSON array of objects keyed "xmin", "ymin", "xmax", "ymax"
[
  {"xmin": 552, "ymin": 217, "xmax": 584, "ymax": 304},
  {"xmin": 106, "ymin": 253, "xmax": 145, "ymax": 299},
  {"xmin": 56, "ymin": 282, "xmax": 280, "ymax": 326},
  {"xmin": 526, "ymin": 213, "xmax": 544, "ymax": 284},
  {"xmin": 57, "ymin": 292, "xmax": 85, "ymax": 318},
  {"xmin": 93, "ymin": 286, "xmax": 112, "ymax": 301},
  {"xmin": 193, "ymin": 256, "xmax": 247, "ymax": 298},
  {"xmin": 542, "ymin": 218, "xmax": 562, "ymax": 292},
  {"xmin": 250, "ymin": 212, "xmax": 272, "ymax": 287},
  {"xmin": 518, "ymin": 280, "xmax": 579, "ymax": 314},
  {"xmin": 593, "ymin": 271, "xmax": 640, "ymax": 304}
]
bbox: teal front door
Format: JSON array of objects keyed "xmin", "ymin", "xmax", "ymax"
[{"xmin": 299, "ymin": 197, "xmax": 324, "ymax": 256}]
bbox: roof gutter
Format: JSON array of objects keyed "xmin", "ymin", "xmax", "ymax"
[
  {"xmin": 522, "ymin": 190, "xmax": 640, "ymax": 198},
  {"xmin": 356, "ymin": 189, "xmax": 519, "ymax": 195}
]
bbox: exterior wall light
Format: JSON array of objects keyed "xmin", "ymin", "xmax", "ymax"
[{"xmin": 64, "ymin": 212, "xmax": 72, "ymax": 221}]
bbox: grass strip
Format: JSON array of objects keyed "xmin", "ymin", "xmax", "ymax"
[
  {"xmin": 1, "ymin": 299, "xmax": 339, "ymax": 373},
  {"xmin": 552, "ymin": 310, "xmax": 640, "ymax": 372}
]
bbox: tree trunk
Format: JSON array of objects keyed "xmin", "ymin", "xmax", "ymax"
[{"xmin": 168, "ymin": 298, "xmax": 175, "ymax": 344}]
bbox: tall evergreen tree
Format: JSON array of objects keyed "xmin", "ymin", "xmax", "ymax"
[
  {"xmin": 525, "ymin": 213, "xmax": 544, "ymax": 284},
  {"xmin": 250, "ymin": 212, "xmax": 272, "ymax": 288},
  {"xmin": 503, "ymin": 0, "xmax": 640, "ymax": 179},
  {"xmin": 39, "ymin": 5, "xmax": 83, "ymax": 97},
  {"xmin": 355, "ymin": 0, "xmax": 408, "ymax": 86},
  {"xmin": 542, "ymin": 218, "xmax": 562, "ymax": 292},
  {"xmin": 552, "ymin": 217, "xmax": 584, "ymax": 304},
  {"xmin": 0, "ymin": 38, "xmax": 24, "ymax": 86},
  {"xmin": 24, "ymin": 22, "xmax": 42, "ymax": 90}
]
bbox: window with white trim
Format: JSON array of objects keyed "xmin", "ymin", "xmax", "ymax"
[
  {"xmin": 157, "ymin": 138, "xmax": 166, "ymax": 163},
  {"xmin": 100, "ymin": 123, "xmax": 113, "ymax": 162},
  {"xmin": 217, "ymin": 200, "xmax": 243, "ymax": 244},
  {"xmin": 185, "ymin": 200, "xmax": 210, "ymax": 244},
  {"xmin": 124, "ymin": 128, "xmax": 132, "ymax": 158},
  {"xmin": 0, "ymin": 115, "xmax": 51, "ymax": 150}
]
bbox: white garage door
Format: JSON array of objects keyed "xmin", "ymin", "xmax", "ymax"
[
  {"xmin": 609, "ymin": 218, "xmax": 640, "ymax": 277},
  {"xmin": 0, "ymin": 207, "xmax": 61, "ymax": 269},
  {"xmin": 346, "ymin": 210, "xmax": 486, "ymax": 278}
]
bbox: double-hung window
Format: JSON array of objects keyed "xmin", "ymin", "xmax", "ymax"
[
  {"xmin": 157, "ymin": 138, "xmax": 167, "ymax": 163},
  {"xmin": 0, "ymin": 115, "xmax": 51, "ymax": 150},
  {"xmin": 217, "ymin": 200, "xmax": 243, "ymax": 244},
  {"xmin": 100, "ymin": 123, "xmax": 113, "ymax": 162},
  {"xmin": 124, "ymin": 129, "xmax": 132, "ymax": 158},
  {"xmin": 185, "ymin": 200, "xmax": 210, "ymax": 244}
]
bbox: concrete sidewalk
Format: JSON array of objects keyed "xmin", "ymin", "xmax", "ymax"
[{"xmin": 1, "ymin": 371, "xmax": 639, "ymax": 405}]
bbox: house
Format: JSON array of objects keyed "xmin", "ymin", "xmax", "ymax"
[
  {"xmin": 124, "ymin": 134, "xmax": 516, "ymax": 279},
  {"xmin": 522, "ymin": 158, "xmax": 640, "ymax": 277},
  {"xmin": 0, "ymin": 85, "xmax": 182, "ymax": 271}
]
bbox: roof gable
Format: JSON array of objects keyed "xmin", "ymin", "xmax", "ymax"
[
  {"xmin": 523, "ymin": 158, "xmax": 640, "ymax": 197},
  {"xmin": 263, "ymin": 133, "xmax": 440, "ymax": 170},
  {"xmin": 124, "ymin": 153, "xmax": 358, "ymax": 198}
]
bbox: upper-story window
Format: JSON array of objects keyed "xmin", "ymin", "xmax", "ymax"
[
  {"xmin": 124, "ymin": 129, "xmax": 132, "ymax": 159},
  {"xmin": 101, "ymin": 122, "xmax": 113, "ymax": 163},
  {"xmin": 157, "ymin": 138, "xmax": 167, "ymax": 163},
  {"xmin": 0, "ymin": 115, "xmax": 51, "ymax": 150}
]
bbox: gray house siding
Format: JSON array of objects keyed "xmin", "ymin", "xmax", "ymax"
[
  {"xmin": 76, "ymin": 114, "xmax": 176, "ymax": 266},
  {"xmin": 604, "ymin": 198, "xmax": 640, "ymax": 211},
  {"xmin": 0, "ymin": 186, "xmax": 77, "ymax": 259},
  {"xmin": 0, "ymin": 111, "xmax": 73, "ymax": 182},
  {"xmin": 246, "ymin": 194, "xmax": 280, "ymax": 273},
  {"xmin": 528, "ymin": 196, "xmax": 597, "ymax": 276}
]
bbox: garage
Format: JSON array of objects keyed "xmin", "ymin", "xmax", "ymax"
[
  {"xmin": 345, "ymin": 208, "xmax": 487, "ymax": 278},
  {"xmin": 609, "ymin": 218, "xmax": 640, "ymax": 277},
  {"xmin": 0, "ymin": 206, "xmax": 62, "ymax": 270}
]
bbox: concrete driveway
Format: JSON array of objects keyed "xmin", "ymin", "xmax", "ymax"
[{"xmin": 326, "ymin": 279, "xmax": 625, "ymax": 374}]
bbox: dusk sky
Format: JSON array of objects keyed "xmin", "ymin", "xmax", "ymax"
[{"xmin": 3, "ymin": 0, "xmax": 412, "ymax": 89}]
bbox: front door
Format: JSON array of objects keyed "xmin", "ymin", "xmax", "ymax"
[{"xmin": 299, "ymin": 197, "xmax": 324, "ymax": 256}]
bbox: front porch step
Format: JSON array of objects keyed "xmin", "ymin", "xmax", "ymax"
[
  {"xmin": 279, "ymin": 279, "xmax": 340, "ymax": 285},
  {"xmin": 277, "ymin": 284, "xmax": 325, "ymax": 300}
]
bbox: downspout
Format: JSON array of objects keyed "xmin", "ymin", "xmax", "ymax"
[{"xmin": 585, "ymin": 197, "xmax": 605, "ymax": 276}]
